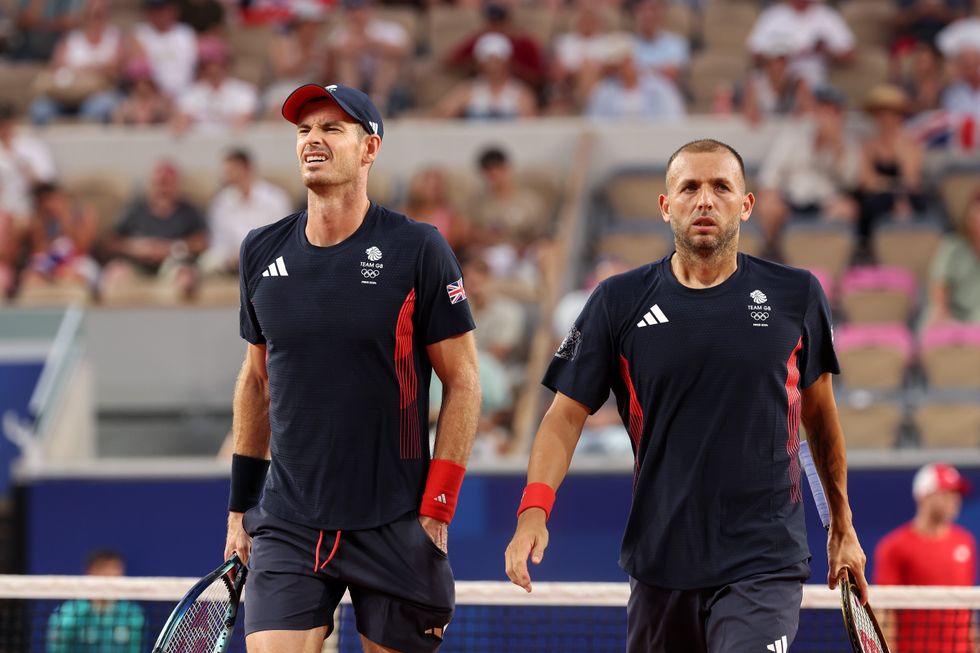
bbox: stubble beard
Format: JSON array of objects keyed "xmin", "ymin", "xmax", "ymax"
[{"xmin": 672, "ymin": 215, "xmax": 740, "ymax": 264}]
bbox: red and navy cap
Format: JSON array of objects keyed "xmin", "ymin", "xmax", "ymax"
[{"xmin": 281, "ymin": 83, "xmax": 384, "ymax": 139}]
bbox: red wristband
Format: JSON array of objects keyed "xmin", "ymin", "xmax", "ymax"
[
  {"xmin": 517, "ymin": 482, "xmax": 556, "ymax": 521},
  {"xmin": 419, "ymin": 459, "xmax": 466, "ymax": 523}
]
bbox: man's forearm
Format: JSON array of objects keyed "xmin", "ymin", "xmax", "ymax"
[
  {"xmin": 431, "ymin": 371, "xmax": 480, "ymax": 465},
  {"xmin": 806, "ymin": 408, "xmax": 853, "ymax": 528},
  {"xmin": 231, "ymin": 364, "xmax": 271, "ymax": 459}
]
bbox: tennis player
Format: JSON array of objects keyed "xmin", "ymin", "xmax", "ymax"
[
  {"xmin": 223, "ymin": 83, "xmax": 481, "ymax": 653},
  {"xmin": 505, "ymin": 139, "xmax": 869, "ymax": 652}
]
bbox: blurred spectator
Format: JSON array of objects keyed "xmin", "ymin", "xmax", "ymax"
[
  {"xmin": 403, "ymin": 166, "xmax": 472, "ymax": 250},
  {"xmin": 736, "ymin": 36, "xmax": 811, "ymax": 124},
  {"xmin": 461, "ymin": 254, "xmax": 525, "ymax": 364},
  {"xmin": 470, "ymin": 146, "xmax": 548, "ymax": 248},
  {"xmin": 433, "ymin": 32, "xmax": 537, "ymax": 120},
  {"xmin": 327, "ymin": 0, "xmax": 411, "ymax": 114},
  {"xmin": 199, "ymin": 149, "xmax": 291, "ymax": 276},
  {"xmin": 629, "ymin": 0, "xmax": 689, "ymax": 85},
  {"xmin": 172, "ymin": 36, "xmax": 258, "ymax": 133},
  {"xmin": 873, "ymin": 464, "xmax": 976, "ymax": 652},
  {"xmin": 22, "ymin": 182, "xmax": 98, "ymax": 289},
  {"xmin": 937, "ymin": 21, "xmax": 980, "ymax": 114},
  {"xmin": 112, "ymin": 58, "xmax": 173, "ymax": 126},
  {"xmin": 856, "ymin": 84, "xmax": 927, "ymax": 243},
  {"xmin": 127, "ymin": 0, "xmax": 198, "ymax": 99},
  {"xmin": 553, "ymin": 256, "xmax": 628, "ymax": 338},
  {"xmin": 746, "ymin": 0, "xmax": 854, "ymax": 87},
  {"xmin": 0, "ymin": 103, "xmax": 57, "ymax": 228},
  {"xmin": 584, "ymin": 41, "xmax": 685, "ymax": 121},
  {"xmin": 893, "ymin": 41, "xmax": 946, "ymax": 114},
  {"xmin": 46, "ymin": 550, "xmax": 145, "ymax": 653},
  {"xmin": 178, "ymin": 0, "xmax": 225, "ymax": 35},
  {"xmin": 755, "ymin": 85, "xmax": 860, "ymax": 250},
  {"xmin": 29, "ymin": 0, "xmax": 122, "ymax": 125},
  {"xmin": 10, "ymin": 0, "xmax": 83, "ymax": 61},
  {"xmin": 893, "ymin": 0, "xmax": 967, "ymax": 55},
  {"xmin": 101, "ymin": 160, "xmax": 207, "ymax": 298},
  {"xmin": 546, "ymin": 2, "xmax": 620, "ymax": 113},
  {"xmin": 262, "ymin": 6, "xmax": 330, "ymax": 116},
  {"xmin": 924, "ymin": 188, "xmax": 980, "ymax": 324},
  {"xmin": 443, "ymin": 1, "xmax": 547, "ymax": 90}
]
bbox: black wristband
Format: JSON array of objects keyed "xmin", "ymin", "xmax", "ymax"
[{"xmin": 229, "ymin": 454, "xmax": 270, "ymax": 512}]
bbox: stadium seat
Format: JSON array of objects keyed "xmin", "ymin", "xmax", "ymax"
[
  {"xmin": 99, "ymin": 277, "xmax": 181, "ymax": 306},
  {"xmin": 838, "ymin": 266, "xmax": 917, "ymax": 324},
  {"xmin": 781, "ymin": 221, "xmax": 854, "ymax": 281},
  {"xmin": 408, "ymin": 56, "xmax": 466, "ymax": 111},
  {"xmin": 513, "ymin": 6, "xmax": 557, "ymax": 46},
  {"xmin": 596, "ymin": 229, "xmax": 673, "ymax": 268},
  {"xmin": 688, "ymin": 51, "xmax": 748, "ymax": 112},
  {"xmin": 61, "ymin": 171, "xmax": 133, "ymax": 233},
  {"xmin": 938, "ymin": 169, "xmax": 979, "ymax": 229},
  {"xmin": 871, "ymin": 220, "xmax": 943, "ymax": 284},
  {"xmin": 919, "ymin": 323, "xmax": 980, "ymax": 388},
  {"xmin": 601, "ymin": 167, "xmax": 667, "ymax": 222},
  {"xmin": 181, "ymin": 169, "xmax": 219, "ymax": 210},
  {"xmin": 0, "ymin": 62, "xmax": 45, "ymax": 112},
  {"xmin": 426, "ymin": 6, "xmax": 482, "ymax": 58},
  {"xmin": 196, "ymin": 277, "xmax": 240, "ymax": 306},
  {"xmin": 840, "ymin": 2, "xmax": 896, "ymax": 49},
  {"xmin": 701, "ymin": 3, "xmax": 758, "ymax": 51},
  {"xmin": 835, "ymin": 323, "xmax": 913, "ymax": 390},
  {"xmin": 828, "ymin": 48, "xmax": 889, "ymax": 106},
  {"xmin": 913, "ymin": 400, "xmax": 980, "ymax": 448},
  {"xmin": 14, "ymin": 282, "xmax": 92, "ymax": 307},
  {"xmin": 837, "ymin": 397, "xmax": 903, "ymax": 449},
  {"xmin": 521, "ymin": 166, "xmax": 564, "ymax": 219}
]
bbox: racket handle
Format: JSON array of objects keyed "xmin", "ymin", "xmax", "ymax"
[{"xmin": 799, "ymin": 441, "xmax": 831, "ymax": 530}]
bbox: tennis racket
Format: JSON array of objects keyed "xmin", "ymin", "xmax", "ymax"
[
  {"xmin": 799, "ymin": 440, "xmax": 890, "ymax": 653},
  {"xmin": 152, "ymin": 553, "xmax": 247, "ymax": 653}
]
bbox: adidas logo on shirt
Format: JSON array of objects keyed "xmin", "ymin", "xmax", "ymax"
[
  {"xmin": 261, "ymin": 256, "xmax": 288, "ymax": 277},
  {"xmin": 766, "ymin": 635, "xmax": 788, "ymax": 653},
  {"xmin": 636, "ymin": 304, "xmax": 669, "ymax": 328},
  {"xmin": 433, "ymin": 494, "xmax": 448, "ymax": 504}
]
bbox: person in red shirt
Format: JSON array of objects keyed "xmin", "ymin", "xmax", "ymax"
[{"xmin": 874, "ymin": 463, "xmax": 977, "ymax": 653}]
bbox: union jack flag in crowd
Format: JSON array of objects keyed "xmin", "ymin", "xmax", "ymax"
[{"xmin": 446, "ymin": 278, "xmax": 467, "ymax": 304}]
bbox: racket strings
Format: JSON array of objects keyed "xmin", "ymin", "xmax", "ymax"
[
  {"xmin": 849, "ymin": 590, "xmax": 886, "ymax": 653},
  {"xmin": 161, "ymin": 579, "xmax": 233, "ymax": 653}
]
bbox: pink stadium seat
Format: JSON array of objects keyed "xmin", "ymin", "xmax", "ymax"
[
  {"xmin": 839, "ymin": 265, "xmax": 918, "ymax": 324},
  {"xmin": 835, "ymin": 323, "xmax": 914, "ymax": 389},
  {"xmin": 919, "ymin": 323, "xmax": 980, "ymax": 388}
]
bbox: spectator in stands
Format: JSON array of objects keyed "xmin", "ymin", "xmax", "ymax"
[
  {"xmin": 403, "ymin": 166, "xmax": 472, "ymax": 250},
  {"xmin": 199, "ymin": 149, "xmax": 291, "ymax": 276},
  {"xmin": 925, "ymin": 188, "xmax": 980, "ymax": 324},
  {"xmin": 433, "ymin": 32, "xmax": 538, "ymax": 120},
  {"xmin": 470, "ymin": 146, "xmax": 548, "ymax": 248},
  {"xmin": 938, "ymin": 24, "xmax": 980, "ymax": 114},
  {"xmin": 584, "ymin": 39, "xmax": 685, "ymax": 121},
  {"xmin": 28, "ymin": 0, "xmax": 123, "ymax": 125},
  {"xmin": 10, "ymin": 0, "xmax": 83, "ymax": 61},
  {"xmin": 0, "ymin": 210, "xmax": 16, "ymax": 296},
  {"xmin": 443, "ymin": 1, "xmax": 547, "ymax": 90},
  {"xmin": 856, "ymin": 84, "xmax": 927, "ymax": 244},
  {"xmin": 546, "ymin": 2, "xmax": 620, "ymax": 114},
  {"xmin": 754, "ymin": 85, "xmax": 861, "ymax": 253},
  {"xmin": 21, "ymin": 182, "xmax": 98, "ymax": 289},
  {"xmin": 111, "ymin": 58, "xmax": 173, "ymax": 126},
  {"xmin": 172, "ymin": 36, "xmax": 258, "ymax": 134},
  {"xmin": 462, "ymin": 254, "xmax": 525, "ymax": 364},
  {"xmin": 46, "ymin": 550, "xmax": 145, "ymax": 653},
  {"xmin": 746, "ymin": 0, "xmax": 855, "ymax": 87},
  {"xmin": 178, "ymin": 0, "xmax": 225, "ymax": 35},
  {"xmin": 0, "ymin": 103, "xmax": 57, "ymax": 231},
  {"xmin": 893, "ymin": 41, "xmax": 947, "ymax": 114},
  {"xmin": 873, "ymin": 463, "xmax": 976, "ymax": 652},
  {"xmin": 630, "ymin": 0, "xmax": 689, "ymax": 85},
  {"xmin": 326, "ymin": 0, "xmax": 411, "ymax": 114},
  {"xmin": 736, "ymin": 36, "xmax": 812, "ymax": 124},
  {"xmin": 261, "ymin": 5, "xmax": 330, "ymax": 117},
  {"xmin": 101, "ymin": 159, "xmax": 207, "ymax": 298},
  {"xmin": 127, "ymin": 0, "xmax": 197, "ymax": 99},
  {"xmin": 892, "ymin": 0, "xmax": 967, "ymax": 55}
]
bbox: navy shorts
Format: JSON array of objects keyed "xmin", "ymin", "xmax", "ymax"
[
  {"xmin": 626, "ymin": 560, "xmax": 809, "ymax": 653},
  {"xmin": 243, "ymin": 506, "xmax": 455, "ymax": 652}
]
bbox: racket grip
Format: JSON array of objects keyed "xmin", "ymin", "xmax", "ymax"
[{"xmin": 799, "ymin": 441, "xmax": 831, "ymax": 530}]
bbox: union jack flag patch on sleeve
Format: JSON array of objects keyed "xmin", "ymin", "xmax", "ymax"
[{"xmin": 446, "ymin": 278, "xmax": 467, "ymax": 304}]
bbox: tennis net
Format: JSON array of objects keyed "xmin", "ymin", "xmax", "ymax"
[{"xmin": 0, "ymin": 576, "xmax": 978, "ymax": 652}]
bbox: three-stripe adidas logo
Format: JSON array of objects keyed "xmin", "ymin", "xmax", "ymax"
[
  {"xmin": 433, "ymin": 494, "xmax": 448, "ymax": 504},
  {"xmin": 766, "ymin": 635, "xmax": 788, "ymax": 653},
  {"xmin": 636, "ymin": 304, "xmax": 669, "ymax": 328},
  {"xmin": 261, "ymin": 256, "xmax": 288, "ymax": 277}
]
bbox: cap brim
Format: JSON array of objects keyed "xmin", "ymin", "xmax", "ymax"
[{"xmin": 281, "ymin": 84, "xmax": 335, "ymax": 124}]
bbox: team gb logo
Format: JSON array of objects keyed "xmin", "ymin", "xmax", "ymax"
[
  {"xmin": 366, "ymin": 247, "xmax": 382, "ymax": 261},
  {"xmin": 750, "ymin": 290, "xmax": 767, "ymax": 304}
]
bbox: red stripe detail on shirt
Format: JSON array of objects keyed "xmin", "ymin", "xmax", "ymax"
[
  {"xmin": 785, "ymin": 337, "xmax": 804, "ymax": 504},
  {"xmin": 618, "ymin": 355, "xmax": 645, "ymax": 485},
  {"xmin": 395, "ymin": 289, "xmax": 421, "ymax": 459}
]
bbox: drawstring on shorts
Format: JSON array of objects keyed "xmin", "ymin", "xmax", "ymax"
[{"xmin": 314, "ymin": 529, "xmax": 342, "ymax": 571}]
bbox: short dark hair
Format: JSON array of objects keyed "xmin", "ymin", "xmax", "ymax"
[
  {"xmin": 225, "ymin": 148, "xmax": 252, "ymax": 167},
  {"xmin": 477, "ymin": 146, "xmax": 508, "ymax": 170},
  {"xmin": 32, "ymin": 182, "xmax": 60, "ymax": 203},
  {"xmin": 665, "ymin": 139, "xmax": 745, "ymax": 188},
  {"xmin": 0, "ymin": 103, "xmax": 17, "ymax": 123},
  {"xmin": 85, "ymin": 549, "xmax": 124, "ymax": 572}
]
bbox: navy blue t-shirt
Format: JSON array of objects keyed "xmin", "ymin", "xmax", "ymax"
[
  {"xmin": 544, "ymin": 252, "xmax": 839, "ymax": 589},
  {"xmin": 239, "ymin": 204, "xmax": 475, "ymax": 530}
]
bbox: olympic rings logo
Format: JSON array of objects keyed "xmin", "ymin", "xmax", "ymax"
[
  {"xmin": 751, "ymin": 311, "xmax": 769, "ymax": 321},
  {"xmin": 361, "ymin": 269, "xmax": 380, "ymax": 278}
]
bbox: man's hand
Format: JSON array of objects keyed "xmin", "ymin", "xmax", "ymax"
[
  {"xmin": 419, "ymin": 515, "xmax": 448, "ymax": 554},
  {"xmin": 504, "ymin": 508, "xmax": 549, "ymax": 593},
  {"xmin": 828, "ymin": 523, "xmax": 869, "ymax": 604},
  {"xmin": 224, "ymin": 511, "xmax": 252, "ymax": 563}
]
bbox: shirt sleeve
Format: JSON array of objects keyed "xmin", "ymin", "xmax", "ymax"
[
  {"xmin": 542, "ymin": 284, "xmax": 616, "ymax": 413},
  {"xmin": 800, "ymin": 272, "xmax": 840, "ymax": 388},
  {"xmin": 415, "ymin": 228, "xmax": 476, "ymax": 345},
  {"xmin": 872, "ymin": 531, "xmax": 904, "ymax": 585},
  {"xmin": 238, "ymin": 232, "xmax": 265, "ymax": 345},
  {"xmin": 929, "ymin": 238, "xmax": 957, "ymax": 283},
  {"xmin": 819, "ymin": 8, "xmax": 855, "ymax": 53}
]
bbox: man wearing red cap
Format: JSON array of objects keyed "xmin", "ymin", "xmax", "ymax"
[
  {"xmin": 874, "ymin": 463, "xmax": 977, "ymax": 652},
  {"xmin": 223, "ymin": 83, "xmax": 481, "ymax": 653}
]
